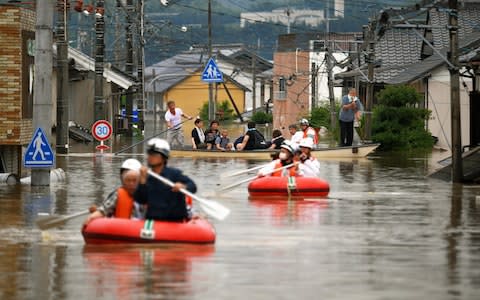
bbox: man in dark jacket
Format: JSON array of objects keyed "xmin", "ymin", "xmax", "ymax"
[{"xmin": 135, "ymin": 138, "xmax": 197, "ymax": 221}]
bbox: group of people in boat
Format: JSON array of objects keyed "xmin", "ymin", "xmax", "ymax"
[
  {"xmin": 84, "ymin": 138, "xmax": 196, "ymax": 225},
  {"xmin": 191, "ymin": 117, "xmax": 320, "ymax": 152},
  {"xmin": 258, "ymin": 137, "xmax": 320, "ymax": 178},
  {"xmin": 84, "ymin": 128, "xmax": 321, "ymax": 225}
]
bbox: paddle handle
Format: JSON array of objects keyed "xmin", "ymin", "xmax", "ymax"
[
  {"xmin": 115, "ymin": 119, "xmax": 191, "ymax": 155},
  {"xmin": 222, "ymin": 164, "xmax": 268, "ymax": 178},
  {"xmin": 147, "ymin": 170, "xmax": 230, "ymax": 220},
  {"xmin": 218, "ymin": 162, "xmax": 297, "ymax": 191},
  {"xmin": 147, "ymin": 170, "xmax": 197, "ymax": 200}
]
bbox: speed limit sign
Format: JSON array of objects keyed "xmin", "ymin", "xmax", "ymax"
[{"xmin": 92, "ymin": 120, "xmax": 112, "ymax": 141}]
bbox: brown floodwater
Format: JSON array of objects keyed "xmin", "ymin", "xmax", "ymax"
[{"xmin": 0, "ymin": 135, "xmax": 479, "ymax": 299}]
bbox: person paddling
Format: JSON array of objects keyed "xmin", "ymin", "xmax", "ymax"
[
  {"xmin": 297, "ymin": 138, "xmax": 320, "ymax": 177},
  {"xmin": 84, "ymin": 158, "xmax": 143, "ymax": 225},
  {"xmin": 258, "ymin": 141, "xmax": 302, "ymax": 177},
  {"xmin": 135, "ymin": 138, "xmax": 197, "ymax": 221}
]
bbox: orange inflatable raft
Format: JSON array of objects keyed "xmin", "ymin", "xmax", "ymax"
[
  {"xmin": 248, "ymin": 176, "xmax": 330, "ymax": 197},
  {"xmin": 82, "ymin": 217, "xmax": 216, "ymax": 244}
]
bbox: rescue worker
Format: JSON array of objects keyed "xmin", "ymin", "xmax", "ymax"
[
  {"xmin": 258, "ymin": 141, "xmax": 303, "ymax": 177},
  {"xmin": 135, "ymin": 138, "xmax": 197, "ymax": 221},
  {"xmin": 84, "ymin": 158, "xmax": 143, "ymax": 224},
  {"xmin": 297, "ymin": 138, "xmax": 321, "ymax": 177},
  {"xmin": 299, "ymin": 118, "xmax": 318, "ymax": 146}
]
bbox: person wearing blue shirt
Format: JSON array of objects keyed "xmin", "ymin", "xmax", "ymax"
[
  {"xmin": 135, "ymin": 138, "xmax": 197, "ymax": 221},
  {"xmin": 339, "ymin": 88, "xmax": 361, "ymax": 146}
]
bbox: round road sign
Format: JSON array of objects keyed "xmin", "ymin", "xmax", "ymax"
[{"xmin": 92, "ymin": 120, "xmax": 112, "ymax": 141}]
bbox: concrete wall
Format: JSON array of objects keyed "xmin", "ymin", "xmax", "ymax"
[
  {"xmin": 272, "ymin": 50, "xmax": 310, "ymax": 137},
  {"xmin": 427, "ymin": 65, "xmax": 471, "ymax": 150}
]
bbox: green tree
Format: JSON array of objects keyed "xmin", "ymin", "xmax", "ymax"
[
  {"xmin": 251, "ymin": 111, "xmax": 273, "ymax": 124},
  {"xmin": 199, "ymin": 100, "xmax": 235, "ymax": 122},
  {"xmin": 372, "ymin": 85, "xmax": 433, "ymax": 150}
]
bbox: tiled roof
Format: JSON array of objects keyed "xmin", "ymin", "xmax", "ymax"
[
  {"xmin": 387, "ymin": 31, "xmax": 480, "ymax": 85},
  {"xmin": 374, "ymin": 28, "xmax": 424, "ymax": 69},
  {"xmin": 429, "ymin": 3, "xmax": 480, "ymax": 50},
  {"xmin": 144, "ymin": 53, "xmax": 204, "ymax": 93},
  {"xmin": 338, "ymin": 4, "xmax": 480, "ymax": 84}
]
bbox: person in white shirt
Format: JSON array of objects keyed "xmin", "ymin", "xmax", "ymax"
[
  {"xmin": 164, "ymin": 100, "xmax": 192, "ymax": 149},
  {"xmin": 288, "ymin": 124, "xmax": 303, "ymax": 144},
  {"xmin": 299, "ymin": 118, "xmax": 318, "ymax": 146},
  {"xmin": 297, "ymin": 138, "xmax": 320, "ymax": 177}
]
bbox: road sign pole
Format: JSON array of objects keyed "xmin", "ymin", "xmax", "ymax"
[{"xmin": 32, "ymin": 0, "xmax": 54, "ymax": 186}]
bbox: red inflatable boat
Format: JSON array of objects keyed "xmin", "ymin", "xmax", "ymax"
[
  {"xmin": 248, "ymin": 176, "xmax": 330, "ymax": 197},
  {"xmin": 82, "ymin": 217, "xmax": 216, "ymax": 244}
]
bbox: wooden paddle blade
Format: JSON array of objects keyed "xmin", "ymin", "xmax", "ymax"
[
  {"xmin": 36, "ymin": 215, "xmax": 69, "ymax": 230},
  {"xmin": 35, "ymin": 210, "xmax": 91, "ymax": 230}
]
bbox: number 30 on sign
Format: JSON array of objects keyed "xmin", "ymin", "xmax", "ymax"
[{"xmin": 92, "ymin": 120, "xmax": 112, "ymax": 141}]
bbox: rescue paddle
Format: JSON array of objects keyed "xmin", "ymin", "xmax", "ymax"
[
  {"xmin": 147, "ymin": 170, "xmax": 230, "ymax": 221},
  {"xmin": 115, "ymin": 119, "xmax": 191, "ymax": 155},
  {"xmin": 36, "ymin": 207, "xmax": 96, "ymax": 230},
  {"xmin": 221, "ymin": 163, "xmax": 270, "ymax": 178},
  {"xmin": 217, "ymin": 162, "xmax": 297, "ymax": 192}
]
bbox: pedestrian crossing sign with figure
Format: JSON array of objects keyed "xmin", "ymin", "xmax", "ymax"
[
  {"xmin": 24, "ymin": 127, "xmax": 54, "ymax": 168},
  {"xmin": 201, "ymin": 57, "xmax": 224, "ymax": 83}
]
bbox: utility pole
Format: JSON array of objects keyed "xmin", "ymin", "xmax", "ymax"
[
  {"xmin": 208, "ymin": 0, "xmax": 215, "ymax": 121},
  {"xmin": 152, "ymin": 69, "xmax": 157, "ymax": 133},
  {"xmin": 125, "ymin": 0, "xmax": 134, "ymax": 136},
  {"xmin": 364, "ymin": 22, "xmax": 375, "ymax": 142},
  {"xmin": 311, "ymin": 62, "xmax": 317, "ymax": 110},
  {"xmin": 252, "ymin": 47, "xmax": 257, "ymax": 114},
  {"xmin": 32, "ymin": 0, "xmax": 54, "ymax": 186},
  {"xmin": 94, "ymin": 0, "xmax": 105, "ymax": 122},
  {"xmin": 326, "ymin": 46, "xmax": 336, "ymax": 130},
  {"xmin": 137, "ymin": 0, "xmax": 145, "ymax": 134},
  {"xmin": 449, "ymin": 0, "xmax": 463, "ymax": 182},
  {"xmin": 56, "ymin": 0, "xmax": 69, "ymax": 154}
]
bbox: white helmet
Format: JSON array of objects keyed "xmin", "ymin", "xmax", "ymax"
[
  {"xmin": 147, "ymin": 138, "xmax": 171, "ymax": 158},
  {"xmin": 299, "ymin": 118, "xmax": 309, "ymax": 126},
  {"xmin": 280, "ymin": 140, "xmax": 296, "ymax": 154},
  {"xmin": 299, "ymin": 138, "xmax": 314, "ymax": 149},
  {"xmin": 121, "ymin": 158, "xmax": 142, "ymax": 171}
]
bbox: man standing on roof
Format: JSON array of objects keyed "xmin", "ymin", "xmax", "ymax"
[
  {"xmin": 164, "ymin": 100, "xmax": 192, "ymax": 149},
  {"xmin": 299, "ymin": 119, "xmax": 318, "ymax": 146},
  {"xmin": 297, "ymin": 138, "xmax": 320, "ymax": 177},
  {"xmin": 339, "ymin": 88, "xmax": 361, "ymax": 146},
  {"xmin": 135, "ymin": 138, "xmax": 197, "ymax": 221}
]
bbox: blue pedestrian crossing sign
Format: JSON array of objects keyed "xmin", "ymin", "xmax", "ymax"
[
  {"xmin": 24, "ymin": 127, "xmax": 54, "ymax": 168},
  {"xmin": 201, "ymin": 57, "xmax": 224, "ymax": 83}
]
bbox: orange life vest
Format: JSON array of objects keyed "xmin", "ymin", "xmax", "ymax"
[
  {"xmin": 272, "ymin": 160, "xmax": 297, "ymax": 177},
  {"xmin": 303, "ymin": 127, "xmax": 319, "ymax": 144},
  {"xmin": 114, "ymin": 187, "xmax": 134, "ymax": 219}
]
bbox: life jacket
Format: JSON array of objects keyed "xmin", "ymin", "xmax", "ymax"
[
  {"xmin": 114, "ymin": 187, "xmax": 134, "ymax": 219},
  {"xmin": 272, "ymin": 160, "xmax": 297, "ymax": 177},
  {"xmin": 303, "ymin": 127, "xmax": 319, "ymax": 144}
]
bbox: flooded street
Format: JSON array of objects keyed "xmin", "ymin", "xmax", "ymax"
[{"xmin": 1, "ymin": 145, "xmax": 480, "ymax": 299}]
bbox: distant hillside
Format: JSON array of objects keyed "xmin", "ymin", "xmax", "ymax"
[{"xmin": 67, "ymin": 0, "xmax": 423, "ymax": 66}]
